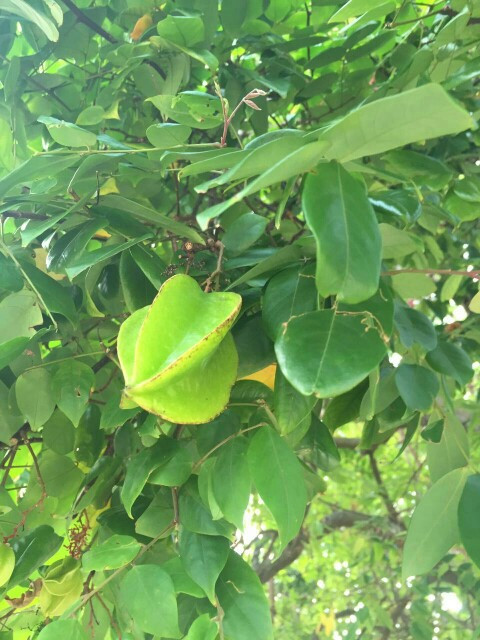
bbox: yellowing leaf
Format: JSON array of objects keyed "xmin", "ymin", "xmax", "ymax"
[
  {"xmin": 241, "ymin": 364, "xmax": 277, "ymax": 390},
  {"xmin": 131, "ymin": 14, "xmax": 153, "ymax": 41}
]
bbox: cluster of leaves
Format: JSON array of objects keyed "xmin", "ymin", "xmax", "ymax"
[{"xmin": 0, "ymin": 0, "xmax": 479, "ymax": 638}]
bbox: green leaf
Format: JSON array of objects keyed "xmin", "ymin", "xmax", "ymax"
[
  {"xmin": 148, "ymin": 92, "xmax": 223, "ymax": 129},
  {"xmin": 82, "ymin": 535, "xmax": 141, "ymax": 572},
  {"xmin": 118, "ymin": 275, "xmax": 241, "ymax": 424},
  {"xmin": 185, "ymin": 615, "xmax": 218, "ymax": 640},
  {"xmin": 52, "ymin": 361, "xmax": 94, "ymax": 426},
  {"xmin": 9, "ymin": 525, "xmax": 63, "ymax": 587},
  {"xmin": 64, "ymin": 236, "xmax": 151, "ymax": 280},
  {"xmin": 228, "ymin": 245, "xmax": 313, "ymax": 291},
  {"xmin": 301, "ymin": 417, "xmax": 341, "ymax": 472},
  {"xmin": 196, "ymin": 140, "xmax": 330, "ymax": 229},
  {"xmin": 39, "ymin": 451, "xmax": 84, "ymax": 500},
  {"xmin": 162, "ymin": 556, "xmax": 205, "ymax": 598},
  {"xmin": 42, "ymin": 410, "xmax": 75, "ymax": 455},
  {"xmin": 303, "ymin": 162, "xmax": 381, "ymax": 303},
  {"xmin": 210, "ymin": 437, "xmax": 251, "ymax": 529},
  {"xmin": 402, "ymin": 467, "xmax": 468, "ymax": 578},
  {"xmin": 276, "ymin": 309, "xmax": 387, "ymax": 397},
  {"xmin": 395, "ymin": 364, "xmax": 439, "ymax": 411},
  {"xmin": 146, "ymin": 123, "xmax": 192, "ymax": 148},
  {"xmin": 265, "ymin": 0, "xmax": 291, "ymax": 21},
  {"xmin": 100, "ymin": 194, "xmax": 204, "ymax": 245},
  {"xmin": 37, "ymin": 620, "xmax": 88, "ymax": 640},
  {"xmin": 0, "ymin": 0, "xmax": 59, "ymax": 41},
  {"xmin": 394, "ymin": 303, "xmax": 438, "ymax": 351},
  {"xmin": 120, "ymin": 565, "xmax": 180, "ymax": 637},
  {"xmin": 262, "ymin": 264, "xmax": 317, "ymax": 340},
  {"xmin": 76, "ymin": 105, "xmax": 105, "ymax": 126},
  {"xmin": 222, "ymin": 212, "xmax": 268, "ymax": 255},
  {"xmin": 425, "ymin": 341, "xmax": 473, "ymax": 385},
  {"xmin": 320, "ymin": 84, "xmax": 474, "ymax": 162},
  {"xmin": 379, "ymin": 223, "xmax": 419, "ymax": 259},
  {"xmin": 441, "ymin": 275, "xmax": 463, "ymax": 302},
  {"xmin": 426, "ymin": 414, "xmax": 469, "ymax": 482},
  {"xmin": 0, "ymin": 380, "xmax": 23, "ymax": 444},
  {"xmin": 458, "ymin": 474, "xmax": 480, "ymax": 569},
  {"xmin": 38, "ymin": 116, "xmax": 97, "ymax": 147},
  {"xmin": 0, "ymin": 290, "xmax": 43, "ymax": 342},
  {"xmin": 157, "ymin": 15, "xmax": 204, "ymax": 46},
  {"xmin": 0, "ymin": 254, "xmax": 22, "ymax": 292},
  {"xmin": 217, "ymin": 552, "xmax": 274, "ymax": 640},
  {"xmin": 121, "ymin": 445, "xmax": 168, "ymax": 517},
  {"xmin": 19, "ymin": 262, "xmax": 77, "ymax": 324},
  {"xmin": 323, "ymin": 379, "xmax": 369, "ymax": 430},
  {"xmin": 392, "ymin": 273, "xmax": 436, "ymax": 299},
  {"xmin": 179, "ymin": 478, "xmax": 233, "ymax": 537},
  {"xmin": 15, "ymin": 369, "xmax": 55, "ymax": 429},
  {"xmin": 0, "ymin": 543, "xmax": 14, "ymax": 587},
  {"xmin": 179, "ymin": 529, "xmax": 230, "ymax": 602},
  {"xmin": 248, "ymin": 426, "xmax": 306, "ymax": 549},
  {"xmin": 149, "ymin": 441, "xmax": 193, "ymax": 487},
  {"xmin": 274, "ymin": 368, "xmax": 315, "ymax": 436}
]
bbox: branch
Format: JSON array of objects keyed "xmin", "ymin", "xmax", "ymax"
[
  {"xmin": 367, "ymin": 451, "xmax": 405, "ymax": 529},
  {"xmin": 61, "ymin": 0, "xmax": 116, "ymax": 43},
  {"xmin": 2, "ymin": 211, "xmax": 49, "ymax": 221},
  {"xmin": 257, "ymin": 509, "xmax": 372, "ymax": 583}
]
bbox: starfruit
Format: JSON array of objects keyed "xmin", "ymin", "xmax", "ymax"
[{"xmin": 118, "ymin": 274, "xmax": 242, "ymax": 424}]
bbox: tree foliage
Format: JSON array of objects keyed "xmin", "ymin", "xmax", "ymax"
[{"xmin": 0, "ymin": 0, "xmax": 479, "ymax": 638}]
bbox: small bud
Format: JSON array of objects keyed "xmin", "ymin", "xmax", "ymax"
[
  {"xmin": 245, "ymin": 88, "xmax": 268, "ymax": 99},
  {"xmin": 244, "ymin": 99, "xmax": 262, "ymax": 111}
]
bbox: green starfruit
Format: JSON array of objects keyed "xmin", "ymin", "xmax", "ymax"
[{"xmin": 117, "ymin": 275, "xmax": 242, "ymax": 423}]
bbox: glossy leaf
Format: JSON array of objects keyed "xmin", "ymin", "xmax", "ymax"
[
  {"xmin": 303, "ymin": 162, "xmax": 381, "ymax": 303},
  {"xmin": 185, "ymin": 614, "xmax": 218, "ymax": 640},
  {"xmin": 248, "ymin": 426, "xmax": 307, "ymax": 549},
  {"xmin": 276, "ymin": 309, "xmax": 387, "ymax": 398},
  {"xmin": 146, "ymin": 123, "xmax": 192, "ymax": 148}
]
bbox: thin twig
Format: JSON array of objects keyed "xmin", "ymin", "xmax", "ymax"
[
  {"xmin": 1, "ymin": 211, "xmax": 49, "ymax": 221},
  {"xmin": 1, "ymin": 446, "xmax": 17, "ymax": 488},
  {"xmin": 61, "ymin": 0, "xmax": 116, "ymax": 42},
  {"xmin": 67, "ymin": 521, "xmax": 176, "ymax": 616},
  {"xmin": 192, "ymin": 423, "xmax": 266, "ymax": 472}
]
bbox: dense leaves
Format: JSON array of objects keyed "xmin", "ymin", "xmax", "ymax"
[{"xmin": 0, "ymin": 0, "xmax": 479, "ymax": 639}]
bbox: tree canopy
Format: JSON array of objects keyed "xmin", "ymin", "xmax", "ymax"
[{"xmin": 0, "ymin": 0, "xmax": 479, "ymax": 639}]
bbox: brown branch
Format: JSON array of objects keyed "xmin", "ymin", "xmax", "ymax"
[
  {"xmin": 257, "ymin": 509, "xmax": 372, "ymax": 583},
  {"xmin": 3, "ymin": 439, "xmax": 47, "ymax": 542},
  {"xmin": 367, "ymin": 451, "xmax": 405, "ymax": 529}
]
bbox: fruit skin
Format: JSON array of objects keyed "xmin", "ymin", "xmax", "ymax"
[{"xmin": 130, "ymin": 14, "xmax": 153, "ymax": 41}]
